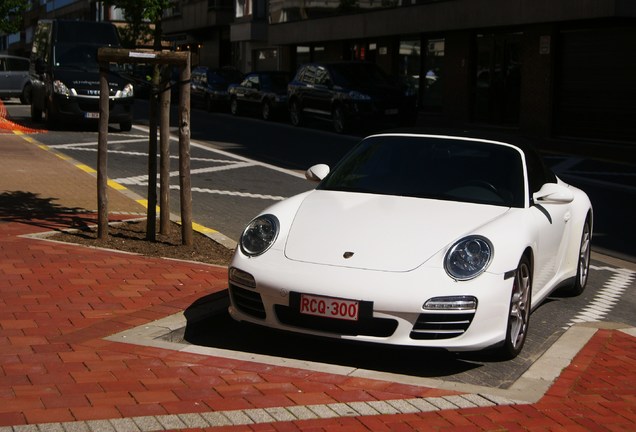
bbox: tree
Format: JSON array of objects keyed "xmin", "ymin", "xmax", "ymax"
[
  {"xmin": 0, "ymin": 0, "xmax": 28, "ymax": 34},
  {"xmin": 106, "ymin": 0, "xmax": 171, "ymax": 49}
]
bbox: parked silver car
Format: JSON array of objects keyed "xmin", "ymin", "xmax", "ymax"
[{"xmin": 0, "ymin": 54, "xmax": 31, "ymax": 104}]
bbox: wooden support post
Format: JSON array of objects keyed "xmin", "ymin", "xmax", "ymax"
[
  {"xmin": 159, "ymin": 65, "xmax": 171, "ymax": 235},
  {"xmin": 97, "ymin": 62, "xmax": 110, "ymax": 239},
  {"xmin": 146, "ymin": 71, "xmax": 158, "ymax": 241},
  {"xmin": 178, "ymin": 55, "xmax": 193, "ymax": 246}
]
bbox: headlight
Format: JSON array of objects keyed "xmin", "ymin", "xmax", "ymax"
[
  {"xmin": 53, "ymin": 80, "xmax": 70, "ymax": 96},
  {"xmin": 444, "ymin": 236, "xmax": 493, "ymax": 280},
  {"xmin": 117, "ymin": 83, "xmax": 134, "ymax": 98},
  {"xmin": 240, "ymin": 214, "xmax": 279, "ymax": 257}
]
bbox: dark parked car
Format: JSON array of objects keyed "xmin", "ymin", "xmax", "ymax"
[
  {"xmin": 287, "ymin": 61, "xmax": 417, "ymax": 133},
  {"xmin": 191, "ymin": 66, "xmax": 243, "ymax": 111},
  {"xmin": 228, "ymin": 71, "xmax": 291, "ymax": 120}
]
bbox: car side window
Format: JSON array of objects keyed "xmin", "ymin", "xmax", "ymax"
[
  {"xmin": 299, "ymin": 65, "xmax": 316, "ymax": 84},
  {"xmin": 315, "ymin": 66, "xmax": 331, "ymax": 86},
  {"xmin": 7, "ymin": 58, "xmax": 29, "ymax": 71},
  {"xmin": 247, "ymin": 74, "xmax": 259, "ymax": 89}
]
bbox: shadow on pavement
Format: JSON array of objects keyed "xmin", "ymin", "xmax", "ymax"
[{"xmin": 0, "ymin": 190, "xmax": 94, "ymax": 231}]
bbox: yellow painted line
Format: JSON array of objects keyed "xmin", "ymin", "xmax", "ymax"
[
  {"xmin": 193, "ymin": 221, "xmax": 219, "ymax": 235},
  {"xmin": 76, "ymin": 164, "xmax": 97, "ymax": 174},
  {"xmin": 107, "ymin": 179, "xmax": 127, "ymax": 191}
]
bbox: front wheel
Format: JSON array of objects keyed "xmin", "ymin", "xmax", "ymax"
[
  {"xmin": 496, "ymin": 255, "xmax": 532, "ymax": 360},
  {"xmin": 566, "ymin": 215, "xmax": 592, "ymax": 296},
  {"xmin": 230, "ymin": 97, "xmax": 239, "ymax": 116},
  {"xmin": 31, "ymin": 103, "xmax": 43, "ymax": 122},
  {"xmin": 120, "ymin": 121, "xmax": 132, "ymax": 132},
  {"xmin": 261, "ymin": 100, "xmax": 272, "ymax": 121},
  {"xmin": 332, "ymin": 105, "xmax": 348, "ymax": 134},
  {"xmin": 289, "ymin": 100, "xmax": 303, "ymax": 127},
  {"xmin": 21, "ymin": 83, "xmax": 32, "ymax": 105}
]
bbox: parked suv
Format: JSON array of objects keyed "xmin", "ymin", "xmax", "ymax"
[
  {"xmin": 287, "ymin": 61, "xmax": 417, "ymax": 133},
  {"xmin": 0, "ymin": 54, "xmax": 31, "ymax": 104}
]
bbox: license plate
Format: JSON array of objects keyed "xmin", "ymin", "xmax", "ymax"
[
  {"xmin": 385, "ymin": 108, "xmax": 398, "ymax": 115},
  {"xmin": 85, "ymin": 112, "xmax": 100, "ymax": 119},
  {"xmin": 300, "ymin": 294, "xmax": 359, "ymax": 321}
]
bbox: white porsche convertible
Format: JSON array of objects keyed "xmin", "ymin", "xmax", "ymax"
[{"xmin": 228, "ymin": 133, "xmax": 593, "ymax": 359}]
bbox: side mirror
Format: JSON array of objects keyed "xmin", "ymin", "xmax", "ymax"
[
  {"xmin": 305, "ymin": 164, "xmax": 330, "ymax": 182},
  {"xmin": 533, "ymin": 183, "xmax": 574, "ymax": 204}
]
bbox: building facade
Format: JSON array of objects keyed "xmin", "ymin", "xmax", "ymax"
[
  {"xmin": 265, "ymin": 0, "xmax": 636, "ymax": 144},
  {"xmin": 5, "ymin": 0, "xmax": 636, "ymax": 146}
]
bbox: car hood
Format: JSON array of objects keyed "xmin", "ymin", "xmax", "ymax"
[{"xmin": 284, "ymin": 190, "xmax": 509, "ymax": 272}]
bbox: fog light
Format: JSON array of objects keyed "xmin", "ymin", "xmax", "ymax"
[
  {"xmin": 229, "ymin": 267, "xmax": 256, "ymax": 289},
  {"xmin": 423, "ymin": 296, "xmax": 477, "ymax": 311}
]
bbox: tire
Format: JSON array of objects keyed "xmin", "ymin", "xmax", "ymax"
[
  {"xmin": 496, "ymin": 255, "xmax": 532, "ymax": 360},
  {"xmin": 332, "ymin": 105, "xmax": 348, "ymax": 134},
  {"xmin": 120, "ymin": 121, "xmax": 132, "ymax": 132},
  {"xmin": 20, "ymin": 83, "xmax": 32, "ymax": 105},
  {"xmin": 261, "ymin": 100, "xmax": 272, "ymax": 121},
  {"xmin": 31, "ymin": 103, "xmax": 43, "ymax": 122},
  {"xmin": 230, "ymin": 97, "xmax": 239, "ymax": 116},
  {"xmin": 565, "ymin": 215, "xmax": 592, "ymax": 296},
  {"xmin": 289, "ymin": 99, "xmax": 303, "ymax": 127}
]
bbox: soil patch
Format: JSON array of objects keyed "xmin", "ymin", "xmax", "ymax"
[{"xmin": 48, "ymin": 218, "xmax": 234, "ymax": 266}]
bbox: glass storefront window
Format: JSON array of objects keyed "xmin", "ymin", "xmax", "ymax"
[
  {"xmin": 421, "ymin": 38, "xmax": 444, "ymax": 111},
  {"xmin": 473, "ymin": 33, "xmax": 521, "ymax": 125},
  {"xmin": 399, "ymin": 39, "xmax": 421, "ymax": 105}
]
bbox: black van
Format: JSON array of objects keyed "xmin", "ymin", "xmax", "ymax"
[{"xmin": 29, "ymin": 19, "xmax": 134, "ymax": 131}]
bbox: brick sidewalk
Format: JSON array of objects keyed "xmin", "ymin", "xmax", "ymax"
[{"xmin": 1, "ymin": 130, "xmax": 635, "ymax": 431}]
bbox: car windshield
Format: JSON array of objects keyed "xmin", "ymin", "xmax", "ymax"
[
  {"xmin": 318, "ymin": 135, "xmax": 526, "ymax": 208},
  {"xmin": 54, "ymin": 43, "xmax": 101, "ymax": 71},
  {"xmin": 329, "ymin": 63, "xmax": 393, "ymax": 87}
]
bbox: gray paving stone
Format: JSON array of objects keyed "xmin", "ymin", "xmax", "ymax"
[
  {"xmin": 177, "ymin": 413, "xmax": 209, "ymax": 428},
  {"xmin": 328, "ymin": 403, "xmax": 358, "ymax": 417},
  {"xmin": 387, "ymin": 399, "xmax": 420, "ymax": 414},
  {"xmin": 287, "ymin": 405, "xmax": 318, "ymax": 420},
  {"xmin": 264, "ymin": 407, "xmax": 296, "ymax": 422},
  {"xmin": 244, "ymin": 409, "xmax": 276, "ymax": 423},
  {"xmin": 307, "ymin": 404, "xmax": 338, "ymax": 419},
  {"xmin": 0, "ymin": 427, "xmax": 13, "ymax": 432},
  {"xmin": 109, "ymin": 418, "xmax": 141, "ymax": 432},
  {"xmin": 406, "ymin": 398, "xmax": 440, "ymax": 412},
  {"xmin": 61, "ymin": 422, "xmax": 90, "ymax": 432},
  {"xmin": 200, "ymin": 412, "xmax": 232, "ymax": 427},
  {"xmin": 13, "ymin": 426, "xmax": 39, "ymax": 432},
  {"xmin": 86, "ymin": 420, "xmax": 115, "ymax": 432},
  {"xmin": 223, "ymin": 410, "xmax": 254, "ymax": 425},
  {"xmin": 38, "ymin": 425, "xmax": 65, "ymax": 432},
  {"xmin": 367, "ymin": 400, "xmax": 399, "ymax": 415},
  {"xmin": 444, "ymin": 395, "xmax": 479, "ymax": 409},
  {"xmin": 346, "ymin": 401, "xmax": 379, "ymax": 416},
  {"xmin": 156, "ymin": 415, "xmax": 186, "ymax": 430},
  {"xmin": 427, "ymin": 397, "xmax": 459, "ymax": 410},
  {"xmin": 131, "ymin": 416, "xmax": 164, "ymax": 432},
  {"xmin": 479, "ymin": 393, "xmax": 518, "ymax": 405},
  {"xmin": 460, "ymin": 393, "xmax": 497, "ymax": 407}
]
